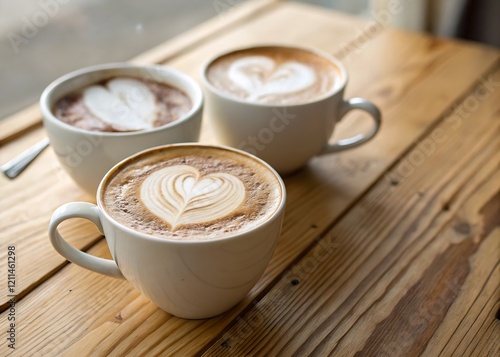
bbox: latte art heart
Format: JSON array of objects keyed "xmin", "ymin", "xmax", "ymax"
[
  {"xmin": 228, "ymin": 56, "xmax": 316, "ymax": 101},
  {"xmin": 83, "ymin": 77, "xmax": 157, "ymax": 131},
  {"xmin": 141, "ymin": 165, "xmax": 246, "ymax": 230}
]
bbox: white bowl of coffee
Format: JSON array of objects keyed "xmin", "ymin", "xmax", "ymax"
[
  {"xmin": 202, "ymin": 45, "xmax": 381, "ymax": 174},
  {"xmin": 49, "ymin": 143, "xmax": 286, "ymax": 319},
  {"xmin": 40, "ymin": 63, "xmax": 203, "ymax": 194}
]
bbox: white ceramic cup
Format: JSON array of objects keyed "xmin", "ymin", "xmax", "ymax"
[
  {"xmin": 40, "ymin": 63, "xmax": 203, "ymax": 195},
  {"xmin": 201, "ymin": 45, "xmax": 382, "ymax": 175},
  {"xmin": 48, "ymin": 143, "xmax": 286, "ymax": 319}
]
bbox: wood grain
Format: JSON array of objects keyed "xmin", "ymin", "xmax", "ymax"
[
  {"xmin": 204, "ymin": 69, "xmax": 500, "ymax": 356},
  {"xmin": 1, "ymin": 21, "xmax": 498, "ymax": 356},
  {"xmin": 0, "ymin": 105, "xmax": 41, "ymax": 145},
  {"xmin": 1, "ymin": 3, "xmax": 499, "ymax": 356}
]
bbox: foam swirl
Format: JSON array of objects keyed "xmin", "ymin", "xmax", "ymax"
[
  {"xmin": 228, "ymin": 56, "xmax": 316, "ymax": 101},
  {"xmin": 83, "ymin": 77, "xmax": 157, "ymax": 131},
  {"xmin": 140, "ymin": 165, "xmax": 246, "ymax": 230}
]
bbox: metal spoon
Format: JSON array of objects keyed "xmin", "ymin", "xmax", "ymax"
[{"xmin": 1, "ymin": 138, "xmax": 50, "ymax": 179}]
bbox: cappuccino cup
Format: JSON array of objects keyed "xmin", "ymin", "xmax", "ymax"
[
  {"xmin": 202, "ymin": 45, "xmax": 381, "ymax": 174},
  {"xmin": 48, "ymin": 144, "xmax": 286, "ymax": 319},
  {"xmin": 40, "ymin": 63, "xmax": 203, "ymax": 194}
]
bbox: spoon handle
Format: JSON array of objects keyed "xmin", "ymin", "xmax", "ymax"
[{"xmin": 1, "ymin": 138, "xmax": 50, "ymax": 179}]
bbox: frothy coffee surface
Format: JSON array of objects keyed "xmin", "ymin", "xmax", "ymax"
[
  {"xmin": 54, "ymin": 77, "xmax": 192, "ymax": 132},
  {"xmin": 102, "ymin": 146, "xmax": 282, "ymax": 240},
  {"xmin": 207, "ymin": 47, "xmax": 342, "ymax": 105}
]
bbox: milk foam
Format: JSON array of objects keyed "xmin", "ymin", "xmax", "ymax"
[
  {"xmin": 83, "ymin": 77, "xmax": 157, "ymax": 131},
  {"xmin": 227, "ymin": 56, "xmax": 316, "ymax": 101},
  {"xmin": 140, "ymin": 165, "xmax": 246, "ymax": 230},
  {"xmin": 207, "ymin": 47, "xmax": 341, "ymax": 105},
  {"xmin": 102, "ymin": 147, "xmax": 282, "ymax": 240}
]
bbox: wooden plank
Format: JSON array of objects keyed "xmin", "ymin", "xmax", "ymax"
[
  {"xmin": 0, "ymin": 105, "xmax": 41, "ymax": 145},
  {"xmin": 0, "ymin": 0, "xmax": 280, "ymax": 144},
  {"xmin": 163, "ymin": 1, "xmax": 368, "ymax": 77},
  {"xmin": 0, "ymin": 2, "xmax": 373, "ymax": 308},
  {"xmin": 0, "ymin": 126, "xmax": 99, "ymax": 311},
  {"xmin": 468, "ymin": 319, "xmax": 500, "ymax": 357},
  {"xmin": 130, "ymin": 0, "xmax": 283, "ymax": 65},
  {"xmin": 203, "ymin": 70, "xmax": 500, "ymax": 356},
  {"xmin": 1, "ymin": 27, "xmax": 499, "ymax": 357}
]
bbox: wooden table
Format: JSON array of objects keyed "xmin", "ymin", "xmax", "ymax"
[{"xmin": 1, "ymin": 1, "xmax": 499, "ymax": 355}]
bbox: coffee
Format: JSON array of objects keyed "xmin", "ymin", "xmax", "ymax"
[
  {"xmin": 102, "ymin": 145, "xmax": 282, "ymax": 240},
  {"xmin": 54, "ymin": 76, "xmax": 192, "ymax": 132},
  {"xmin": 206, "ymin": 47, "xmax": 342, "ymax": 105}
]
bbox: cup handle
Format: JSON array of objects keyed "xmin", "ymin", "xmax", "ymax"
[
  {"xmin": 321, "ymin": 98, "xmax": 382, "ymax": 154},
  {"xmin": 48, "ymin": 202, "xmax": 124, "ymax": 279}
]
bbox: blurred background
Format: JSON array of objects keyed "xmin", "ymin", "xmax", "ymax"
[{"xmin": 1, "ymin": 0, "xmax": 498, "ymax": 120}]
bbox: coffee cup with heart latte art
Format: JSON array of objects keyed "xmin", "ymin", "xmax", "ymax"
[
  {"xmin": 41, "ymin": 63, "xmax": 203, "ymax": 194},
  {"xmin": 203, "ymin": 45, "xmax": 382, "ymax": 175},
  {"xmin": 48, "ymin": 144, "xmax": 286, "ymax": 318}
]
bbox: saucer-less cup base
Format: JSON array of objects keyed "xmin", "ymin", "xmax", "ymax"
[
  {"xmin": 201, "ymin": 45, "xmax": 381, "ymax": 175},
  {"xmin": 48, "ymin": 144, "xmax": 286, "ymax": 319},
  {"xmin": 40, "ymin": 63, "xmax": 203, "ymax": 195}
]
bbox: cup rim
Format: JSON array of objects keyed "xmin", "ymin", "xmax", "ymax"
[
  {"xmin": 200, "ymin": 44, "xmax": 349, "ymax": 107},
  {"xmin": 40, "ymin": 62, "xmax": 204, "ymax": 137},
  {"xmin": 96, "ymin": 143, "xmax": 287, "ymax": 245}
]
